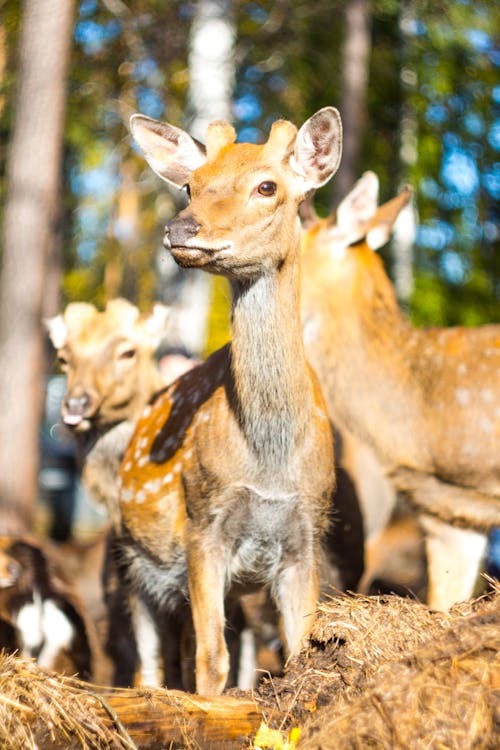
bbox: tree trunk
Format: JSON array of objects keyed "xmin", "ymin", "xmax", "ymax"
[
  {"xmin": 332, "ymin": 0, "xmax": 372, "ymax": 207},
  {"xmin": 0, "ymin": 0, "xmax": 75, "ymax": 534},
  {"xmin": 392, "ymin": 1, "xmax": 417, "ymax": 307}
]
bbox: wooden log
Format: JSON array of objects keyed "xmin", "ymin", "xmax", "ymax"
[
  {"xmin": 92, "ymin": 686, "xmax": 263, "ymax": 750},
  {"xmin": 0, "ymin": 653, "xmax": 263, "ymax": 750}
]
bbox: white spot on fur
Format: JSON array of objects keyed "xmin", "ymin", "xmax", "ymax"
[
  {"xmin": 162, "ymin": 472, "xmax": 174, "ymax": 485},
  {"xmin": 144, "ymin": 479, "xmax": 162, "ymax": 494},
  {"xmin": 136, "ymin": 491, "xmax": 146, "ymax": 504},
  {"xmin": 121, "ymin": 488, "xmax": 134, "ymax": 502},
  {"xmin": 457, "ymin": 363, "xmax": 467, "ymax": 376},
  {"xmin": 479, "ymin": 417, "xmax": 493, "ymax": 433},
  {"xmin": 481, "ymin": 389, "xmax": 493, "ymax": 403},
  {"xmin": 455, "ymin": 388, "xmax": 470, "ymax": 405},
  {"xmin": 123, "ymin": 461, "xmax": 131, "ymax": 472},
  {"xmin": 143, "ymin": 405, "xmax": 152, "ymax": 418},
  {"xmin": 138, "ymin": 455, "xmax": 148, "ymax": 467},
  {"xmin": 173, "ymin": 462, "xmax": 182, "ymax": 474}
]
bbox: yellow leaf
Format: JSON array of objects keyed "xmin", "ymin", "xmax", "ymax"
[{"xmin": 253, "ymin": 721, "xmax": 301, "ymax": 750}]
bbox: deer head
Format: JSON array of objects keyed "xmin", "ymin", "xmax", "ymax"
[
  {"xmin": 45, "ymin": 299, "xmax": 169, "ymax": 432},
  {"xmin": 130, "ymin": 108, "xmax": 342, "ymax": 280}
]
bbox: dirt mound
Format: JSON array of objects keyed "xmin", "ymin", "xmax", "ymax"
[{"xmin": 253, "ymin": 587, "xmax": 499, "ymax": 749}]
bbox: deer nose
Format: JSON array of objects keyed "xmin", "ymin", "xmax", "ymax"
[
  {"xmin": 63, "ymin": 393, "xmax": 92, "ymax": 427},
  {"xmin": 165, "ymin": 215, "xmax": 201, "ymax": 248}
]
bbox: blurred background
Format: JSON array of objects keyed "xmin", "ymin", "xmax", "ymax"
[{"xmin": 0, "ymin": 0, "xmax": 498, "ymax": 541}]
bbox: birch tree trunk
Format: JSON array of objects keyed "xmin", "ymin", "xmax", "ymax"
[
  {"xmin": 159, "ymin": 0, "xmax": 235, "ymax": 357},
  {"xmin": 392, "ymin": 2, "xmax": 417, "ymax": 307},
  {"xmin": 332, "ymin": 0, "xmax": 372, "ymax": 207},
  {"xmin": 0, "ymin": 0, "xmax": 75, "ymax": 534}
]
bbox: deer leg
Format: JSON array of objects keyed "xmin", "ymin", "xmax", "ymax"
[
  {"xmin": 273, "ymin": 560, "xmax": 319, "ymax": 657},
  {"xmin": 187, "ymin": 544, "xmax": 229, "ymax": 695},
  {"xmin": 420, "ymin": 514, "xmax": 488, "ymax": 611},
  {"xmin": 130, "ymin": 594, "xmax": 161, "ymax": 687}
]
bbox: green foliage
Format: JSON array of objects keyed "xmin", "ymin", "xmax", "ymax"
[
  {"xmin": 404, "ymin": 0, "xmax": 500, "ymax": 325},
  {"xmin": 1, "ymin": 0, "xmax": 498, "ymax": 333}
]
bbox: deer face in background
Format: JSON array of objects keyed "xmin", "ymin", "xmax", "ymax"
[
  {"xmin": 45, "ymin": 299, "xmax": 169, "ymax": 432},
  {"xmin": 130, "ymin": 109, "xmax": 342, "ymax": 281}
]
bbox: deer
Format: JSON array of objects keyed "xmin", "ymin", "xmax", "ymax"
[
  {"xmin": 119, "ymin": 106, "xmax": 344, "ymax": 695},
  {"xmin": 300, "ymin": 170, "xmax": 500, "ymax": 610},
  {"xmin": 0, "ymin": 534, "xmax": 94, "ymax": 680},
  {"xmin": 45, "ymin": 298, "xmax": 170, "ymax": 531},
  {"xmin": 45, "ymin": 298, "xmax": 188, "ymax": 687}
]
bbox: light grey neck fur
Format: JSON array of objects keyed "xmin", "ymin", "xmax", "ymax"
[{"xmin": 230, "ymin": 258, "xmax": 312, "ymax": 473}]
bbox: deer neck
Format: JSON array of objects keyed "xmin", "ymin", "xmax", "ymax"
[{"xmin": 229, "ymin": 224, "xmax": 312, "ymax": 471}]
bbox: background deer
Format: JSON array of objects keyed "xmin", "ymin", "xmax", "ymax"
[
  {"xmin": 301, "ymin": 171, "xmax": 500, "ymax": 610},
  {"xmin": 46, "ymin": 298, "xmax": 184, "ymax": 687},
  {"xmin": 0, "ymin": 534, "xmax": 94, "ymax": 680},
  {"xmin": 120, "ymin": 106, "xmax": 343, "ymax": 695},
  {"xmin": 45, "ymin": 298, "xmax": 169, "ymax": 529}
]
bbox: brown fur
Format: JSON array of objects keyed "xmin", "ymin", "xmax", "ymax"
[
  {"xmin": 122, "ymin": 108, "xmax": 343, "ymax": 694},
  {"xmin": 301, "ymin": 172, "xmax": 500, "ymax": 609}
]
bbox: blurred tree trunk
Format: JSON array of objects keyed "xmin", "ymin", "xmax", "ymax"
[
  {"xmin": 392, "ymin": 2, "xmax": 417, "ymax": 308},
  {"xmin": 0, "ymin": 0, "xmax": 75, "ymax": 534},
  {"xmin": 332, "ymin": 0, "xmax": 372, "ymax": 207},
  {"xmin": 160, "ymin": 0, "xmax": 235, "ymax": 358}
]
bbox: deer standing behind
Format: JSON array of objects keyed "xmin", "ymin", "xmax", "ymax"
[
  {"xmin": 301, "ymin": 171, "xmax": 500, "ymax": 610},
  {"xmin": 45, "ymin": 299, "xmax": 188, "ymax": 687},
  {"xmin": 120, "ymin": 107, "xmax": 343, "ymax": 695},
  {"xmin": 0, "ymin": 534, "xmax": 94, "ymax": 680}
]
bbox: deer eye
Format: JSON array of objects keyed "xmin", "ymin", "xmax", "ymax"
[
  {"xmin": 182, "ymin": 184, "xmax": 191, "ymax": 200},
  {"xmin": 57, "ymin": 355, "xmax": 68, "ymax": 368},
  {"xmin": 257, "ymin": 181, "xmax": 277, "ymax": 197},
  {"xmin": 118, "ymin": 349, "xmax": 136, "ymax": 361}
]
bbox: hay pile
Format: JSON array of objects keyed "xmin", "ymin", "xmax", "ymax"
[
  {"xmin": 253, "ymin": 586, "xmax": 500, "ymax": 749},
  {"xmin": 0, "ymin": 587, "xmax": 498, "ymax": 749},
  {"xmin": 0, "ymin": 652, "xmax": 132, "ymax": 749}
]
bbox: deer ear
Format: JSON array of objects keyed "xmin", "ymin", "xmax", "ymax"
[
  {"xmin": 337, "ymin": 171, "xmax": 379, "ymax": 233},
  {"xmin": 130, "ymin": 114, "xmax": 206, "ymax": 188},
  {"xmin": 291, "ymin": 107, "xmax": 342, "ymax": 189},
  {"xmin": 366, "ymin": 186, "xmax": 413, "ymax": 251},
  {"xmin": 45, "ymin": 315, "xmax": 67, "ymax": 349}
]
